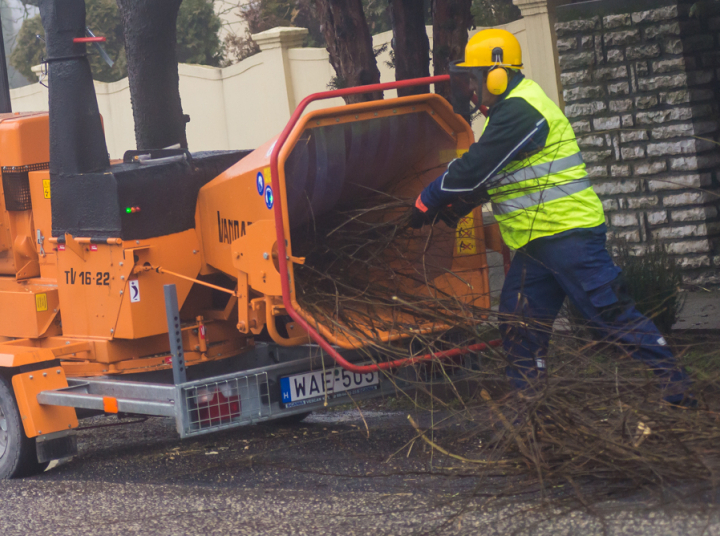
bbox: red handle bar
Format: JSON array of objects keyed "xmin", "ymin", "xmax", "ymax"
[
  {"xmin": 74, "ymin": 37, "xmax": 106, "ymax": 43},
  {"xmin": 269, "ymin": 75, "xmax": 501, "ymax": 373}
]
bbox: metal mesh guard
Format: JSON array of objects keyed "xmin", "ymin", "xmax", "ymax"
[
  {"xmin": 181, "ymin": 372, "xmax": 271, "ymax": 436},
  {"xmin": 2, "ymin": 172, "xmax": 32, "ymax": 211}
]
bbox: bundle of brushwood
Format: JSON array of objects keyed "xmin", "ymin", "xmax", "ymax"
[
  {"xmin": 292, "ymin": 191, "xmax": 491, "ymax": 360},
  {"xmin": 404, "ymin": 331, "xmax": 720, "ymax": 510},
  {"xmin": 291, "ymin": 191, "xmax": 720, "ymax": 509}
]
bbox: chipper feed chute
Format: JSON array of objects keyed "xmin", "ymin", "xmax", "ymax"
[{"xmin": 198, "ymin": 78, "xmax": 505, "ymax": 368}]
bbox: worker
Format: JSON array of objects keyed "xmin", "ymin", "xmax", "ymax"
[{"xmin": 410, "ymin": 29, "xmax": 693, "ymax": 406}]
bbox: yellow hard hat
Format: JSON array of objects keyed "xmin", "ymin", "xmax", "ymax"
[{"xmin": 457, "ymin": 28, "xmax": 523, "ymax": 69}]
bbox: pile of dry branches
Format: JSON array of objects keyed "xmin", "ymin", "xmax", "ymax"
[
  {"xmin": 293, "ymin": 192, "xmax": 486, "ymax": 358},
  {"xmin": 291, "ymin": 191, "xmax": 720, "ymax": 508}
]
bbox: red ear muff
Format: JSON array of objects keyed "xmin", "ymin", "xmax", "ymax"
[{"xmin": 486, "ymin": 66, "xmax": 508, "ymax": 95}]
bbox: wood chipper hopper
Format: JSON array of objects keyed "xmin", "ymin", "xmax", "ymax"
[{"xmin": 197, "ymin": 78, "xmax": 507, "ymax": 370}]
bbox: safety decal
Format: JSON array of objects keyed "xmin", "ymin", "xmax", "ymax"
[
  {"xmin": 265, "ymin": 185, "xmax": 274, "ymax": 209},
  {"xmin": 42, "ymin": 179, "xmax": 51, "ymax": 199},
  {"xmin": 256, "ymin": 171, "xmax": 264, "ymax": 195},
  {"xmin": 35, "ymin": 293, "xmax": 48, "ymax": 312},
  {"xmin": 455, "ymin": 212, "xmax": 477, "ymax": 256},
  {"xmin": 129, "ymin": 280, "xmax": 141, "ymax": 303}
]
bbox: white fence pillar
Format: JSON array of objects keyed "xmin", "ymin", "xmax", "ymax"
[
  {"xmin": 513, "ymin": 0, "xmax": 566, "ymax": 106},
  {"xmin": 251, "ymin": 27, "xmax": 308, "ymax": 115}
]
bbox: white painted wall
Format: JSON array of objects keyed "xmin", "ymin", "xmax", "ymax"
[{"xmin": 9, "ymin": 20, "xmax": 541, "ymax": 159}]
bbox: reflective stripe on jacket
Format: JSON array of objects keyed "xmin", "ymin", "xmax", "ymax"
[{"xmin": 484, "ymin": 79, "xmax": 605, "ymax": 249}]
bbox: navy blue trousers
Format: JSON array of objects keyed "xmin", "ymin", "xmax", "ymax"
[{"xmin": 499, "ymin": 224, "xmax": 690, "ymax": 402}]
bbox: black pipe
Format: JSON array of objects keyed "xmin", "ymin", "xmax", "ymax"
[
  {"xmin": 39, "ymin": 0, "xmax": 109, "ymax": 175},
  {"xmin": 0, "ymin": 9, "xmax": 12, "ymax": 113}
]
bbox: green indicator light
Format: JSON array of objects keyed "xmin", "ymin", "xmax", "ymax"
[{"xmin": 125, "ymin": 207, "xmax": 132, "ymax": 214}]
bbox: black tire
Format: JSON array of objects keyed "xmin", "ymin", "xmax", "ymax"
[
  {"xmin": 0, "ymin": 375, "xmax": 48, "ymax": 479},
  {"xmin": 269, "ymin": 411, "xmax": 312, "ymax": 425}
]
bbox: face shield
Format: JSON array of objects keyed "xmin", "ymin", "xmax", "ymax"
[{"xmin": 449, "ymin": 61, "xmax": 487, "ymax": 121}]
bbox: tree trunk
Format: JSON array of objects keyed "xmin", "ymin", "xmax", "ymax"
[
  {"xmin": 432, "ymin": 0, "xmax": 472, "ymax": 100},
  {"xmin": 116, "ymin": 0, "xmax": 187, "ymax": 150},
  {"xmin": 390, "ymin": 0, "xmax": 430, "ymax": 97},
  {"xmin": 315, "ymin": 0, "xmax": 382, "ymax": 104}
]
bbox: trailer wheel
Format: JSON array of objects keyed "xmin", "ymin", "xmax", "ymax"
[{"xmin": 0, "ymin": 375, "xmax": 48, "ymax": 479}]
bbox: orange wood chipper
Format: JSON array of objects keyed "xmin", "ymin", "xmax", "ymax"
[{"xmin": 0, "ymin": 0, "xmax": 506, "ymax": 478}]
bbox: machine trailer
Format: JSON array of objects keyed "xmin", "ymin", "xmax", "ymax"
[{"xmin": 0, "ymin": 0, "xmax": 506, "ymax": 479}]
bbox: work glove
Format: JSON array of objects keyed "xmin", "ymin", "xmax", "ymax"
[
  {"xmin": 409, "ymin": 206, "xmax": 430, "ymax": 229},
  {"xmin": 438, "ymin": 196, "xmax": 487, "ymax": 229},
  {"xmin": 437, "ymin": 198, "xmax": 477, "ymax": 229},
  {"xmin": 408, "ymin": 195, "xmax": 436, "ymax": 229}
]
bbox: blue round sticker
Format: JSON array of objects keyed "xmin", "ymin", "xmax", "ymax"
[
  {"xmin": 264, "ymin": 185, "xmax": 274, "ymax": 209},
  {"xmin": 256, "ymin": 172, "xmax": 264, "ymax": 195}
]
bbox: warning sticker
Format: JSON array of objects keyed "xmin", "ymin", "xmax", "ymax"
[
  {"xmin": 129, "ymin": 280, "xmax": 140, "ymax": 303},
  {"xmin": 35, "ymin": 293, "xmax": 48, "ymax": 312},
  {"xmin": 42, "ymin": 179, "xmax": 51, "ymax": 199},
  {"xmin": 455, "ymin": 212, "xmax": 477, "ymax": 256}
]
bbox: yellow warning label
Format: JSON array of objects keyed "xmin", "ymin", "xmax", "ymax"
[
  {"xmin": 42, "ymin": 179, "xmax": 51, "ymax": 199},
  {"xmin": 35, "ymin": 293, "xmax": 48, "ymax": 312},
  {"xmin": 455, "ymin": 212, "xmax": 477, "ymax": 256},
  {"xmin": 263, "ymin": 166, "xmax": 272, "ymax": 185}
]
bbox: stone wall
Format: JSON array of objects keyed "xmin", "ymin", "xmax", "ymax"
[{"xmin": 555, "ymin": 0, "xmax": 720, "ymax": 285}]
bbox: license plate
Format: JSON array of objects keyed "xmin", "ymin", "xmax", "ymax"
[{"xmin": 280, "ymin": 368, "xmax": 379, "ymax": 408}]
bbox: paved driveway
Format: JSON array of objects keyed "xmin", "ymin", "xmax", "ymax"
[{"xmin": 0, "ymin": 409, "xmax": 719, "ymax": 535}]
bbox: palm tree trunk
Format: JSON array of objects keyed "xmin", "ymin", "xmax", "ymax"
[
  {"xmin": 391, "ymin": 0, "xmax": 430, "ymax": 97},
  {"xmin": 116, "ymin": 0, "xmax": 188, "ymax": 149},
  {"xmin": 315, "ymin": 0, "xmax": 382, "ymax": 104},
  {"xmin": 432, "ymin": 0, "xmax": 472, "ymax": 100}
]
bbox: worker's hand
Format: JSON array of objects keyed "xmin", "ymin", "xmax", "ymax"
[
  {"xmin": 408, "ymin": 206, "xmax": 428, "ymax": 229},
  {"xmin": 437, "ymin": 198, "xmax": 477, "ymax": 229},
  {"xmin": 408, "ymin": 195, "xmax": 435, "ymax": 229},
  {"xmin": 437, "ymin": 206, "xmax": 461, "ymax": 229}
]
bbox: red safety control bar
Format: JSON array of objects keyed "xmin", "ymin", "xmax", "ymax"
[
  {"xmin": 270, "ymin": 75, "xmax": 503, "ymax": 373},
  {"xmin": 73, "ymin": 36, "xmax": 106, "ymax": 43}
]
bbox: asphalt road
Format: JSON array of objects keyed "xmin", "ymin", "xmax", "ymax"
[{"xmin": 1, "ymin": 408, "xmax": 719, "ymax": 536}]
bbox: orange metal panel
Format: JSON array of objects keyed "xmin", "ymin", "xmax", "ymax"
[
  {"xmin": 0, "ymin": 112, "xmax": 50, "ymax": 167},
  {"xmin": 29, "ymin": 170, "xmax": 57, "ymax": 280},
  {"xmin": 12, "ymin": 367, "xmax": 78, "ymax": 438},
  {"xmin": 55, "ymin": 241, "xmax": 130, "ymax": 338},
  {"xmin": 0, "ymin": 278, "xmax": 60, "ymax": 338},
  {"xmin": 0, "ymin": 340, "xmax": 89, "ymax": 367},
  {"xmin": 114, "ymin": 230, "xmax": 201, "ymax": 339},
  {"xmin": 0, "ymin": 113, "xmax": 50, "ymax": 276},
  {"xmin": 7, "ymin": 210, "xmax": 40, "ymax": 280},
  {"xmin": 197, "ymin": 142, "xmax": 277, "ymax": 280},
  {"xmin": 56, "ymin": 230, "xmax": 200, "ymax": 339},
  {"xmin": 231, "ymin": 219, "xmax": 282, "ymax": 296}
]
